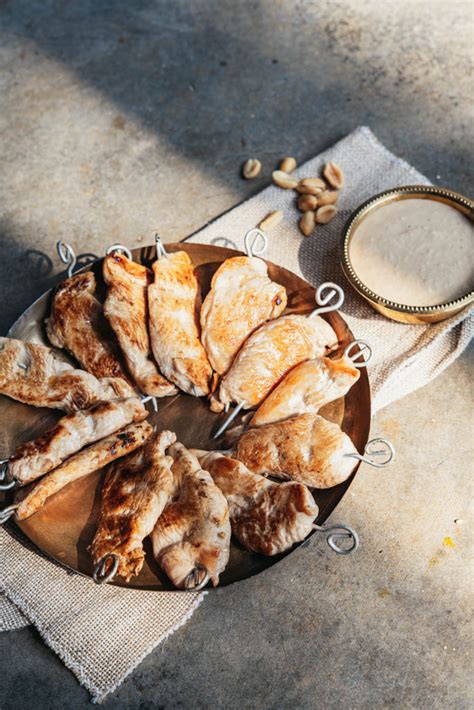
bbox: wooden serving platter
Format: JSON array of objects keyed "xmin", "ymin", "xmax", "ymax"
[{"xmin": 0, "ymin": 242, "xmax": 371, "ymax": 590}]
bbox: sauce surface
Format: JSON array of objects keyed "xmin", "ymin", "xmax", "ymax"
[{"xmin": 349, "ymin": 198, "xmax": 474, "ymax": 307}]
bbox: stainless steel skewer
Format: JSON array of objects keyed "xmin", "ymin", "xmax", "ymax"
[
  {"xmin": 155, "ymin": 233, "xmax": 169, "ymax": 259},
  {"xmin": 345, "ymin": 438, "xmax": 395, "ymax": 467},
  {"xmin": 106, "ymin": 243, "xmax": 133, "ymax": 260},
  {"xmin": 244, "ymin": 227, "xmax": 267, "ymax": 258},
  {"xmin": 0, "ymin": 503, "xmax": 19, "ymax": 525},
  {"xmin": 0, "ymin": 459, "xmax": 15, "ymax": 491},
  {"xmin": 308, "ymin": 281, "xmax": 345, "ymax": 318},
  {"xmin": 184, "ymin": 564, "xmax": 209, "ymax": 591},
  {"xmin": 56, "ymin": 240, "xmax": 77, "ymax": 278},
  {"xmin": 343, "ymin": 339, "xmax": 373, "ymax": 368},
  {"xmin": 312, "ymin": 523, "xmax": 359, "ymax": 555},
  {"xmin": 92, "ymin": 553, "xmax": 120, "ymax": 584}
]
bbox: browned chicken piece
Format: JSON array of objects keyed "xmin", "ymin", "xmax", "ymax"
[
  {"xmin": 250, "ymin": 355, "xmax": 360, "ymax": 427},
  {"xmin": 90, "ymin": 430, "xmax": 177, "ymax": 583},
  {"xmin": 0, "ymin": 337, "xmax": 134, "ymax": 411},
  {"xmin": 235, "ymin": 413, "xmax": 358, "ymax": 489},
  {"xmin": 103, "ymin": 254, "xmax": 177, "ymax": 397},
  {"xmin": 150, "ymin": 443, "xmax": 230, "ymax": 589},
  {"xmin": 193, "ymin": 450, "xmax": 318, "ymax": 555},
  {"xmin": 148, "ymin": 251, "xmax": 214, "ymax": 397},
  {"xmin": 15, "ymin": 421, "xmax": 152, "ymax": 520},
  {"xmin": 210, "ymin": 314, "xmax": 338, "ymax": 412},
  {"xmin": 45, "ymin": 271, "xmax": 130, "ymax": 382},
  {"xmin": 7, "ymin": 397, "xmax": 147, "ymax": 486},
  {"xmin": 200, "ymin": 256, "xmax": 287, "ymax": 376}
]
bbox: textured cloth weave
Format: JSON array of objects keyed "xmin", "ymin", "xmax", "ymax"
[
  {"xmin": 185, "ymin": 126, "xmax": 473, "ymax": 413},
  {"xmin": 1, "ymin": 126, "xmax": 472, "ymax": 701}
]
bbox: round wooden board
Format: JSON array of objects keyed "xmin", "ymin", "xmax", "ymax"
[{"xmin": 0, "ymin": 242, "xmax": 371, "ymax": 590}]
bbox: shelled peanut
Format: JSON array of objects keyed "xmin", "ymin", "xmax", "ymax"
[
  {"xmin": 245, "ymin": 156, "xmax": 344, "ymax": 240},
  {"xmin": 271, "ymin": 160, "xmax": 344, "ymax": 237}
]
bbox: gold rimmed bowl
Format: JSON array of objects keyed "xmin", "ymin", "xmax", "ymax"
[{"xmin": 341, "ymin": 186, "xmax": 474, "ymax": 324}]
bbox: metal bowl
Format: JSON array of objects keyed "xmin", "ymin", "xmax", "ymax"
[{"xmin": 341, "ymin": 185, "xmax": 474, "ymax": 324}]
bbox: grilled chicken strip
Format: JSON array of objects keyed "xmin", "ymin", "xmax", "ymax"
[
  {"xmin": 46, "ymin": 271, "xmax": 129, "ymax": 381},
  {"xmin": 200, "ymin": 256, "xmax": 287, "ymax": 376},
  {"xmin": 235, "ymin": 414, "xmax": 358, "ymax": 489},
  {"xmin": 90, "ymin": 430, "xmax": 177, "ymax": 583},
  {"xmin": 151, "ymin": 443, "xmax": 230, "ymax": 589},
  {"xmin": 148, "ymin": 251, "xmax": 214, "ymax": 396},
  {"xmin": 250, "ymin": 355, "xmax": 360, "ymax": 427},
  {"xmin": 15, "ymin": 421, "xmax": 152, "ymax": 520},
  {"xmin": 210, "ymin": 314, "xmax": 338, "ymax": 412},
  {"xmin": 193, "ymin": 450, "xmax": 318, "ymax": 555},
  {"xmin": 103, "ymin": 253, "xmax": 177, "ymax": 397},
  {"xmin": 0, "ymin": 337, "xmax": 134, "ymax": 411},
  {"xmin": 8, "ymin": 397, "xmax": 147, "ymax": 486}
]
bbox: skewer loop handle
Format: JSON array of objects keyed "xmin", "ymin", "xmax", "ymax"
[
  {"xmin": 184, "ymin": 564, "xmax": 209, "ymax": 590},
  {"xmin": 310, "ymin": 281, "xmax": 344, "ymax": 318},
  {"xmin": 106, "ymin": 244, "xmax": 133, "ymax": 261},
  {"xmin": 93, "ymin": 553, "xmax": 119, "ymax": 584},
  {"xmin": 155, "ymin": 234, "xmax": 169, "ymax": 259},
  {"xmin": 56, "ymin": 241, "xmax": 77, "ymax": 278},
  {"xmin": 0, "ymin": 504, "xmax": 19, "ymax": 526},
  {"xmin": 344, "ymin": 340, "xmax": 373, "ymax": 368},
  {"xmin": 313, "ymin": 523, "xmax": 359, "ymax": 555},
  {"xmin": 244, "ymin": 228, "xmax": 267, "ymax": 258},
  {"xmin": 346, "ymin": 438, "xmax": 395, "ymax": 468}
]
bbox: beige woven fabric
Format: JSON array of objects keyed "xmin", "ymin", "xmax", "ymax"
[
  {"xmin": 186, "ymin": 126, "xmax": 473, "ymax": 413},
  {"xmin": 1, "ymin": 127, "xmax": 472, "ymax": 701},
  {"xmin": 0, "ymin": 526, "xmax": 204, "ymax": 702},
  {"xmin": 0, "ymin": 593, "xmax": 27, "ymax": 631}
]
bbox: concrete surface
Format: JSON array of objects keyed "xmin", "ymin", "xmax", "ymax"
[{"xmin": 0, "ymin": 0, "xmax": 472, "ymax": 708}]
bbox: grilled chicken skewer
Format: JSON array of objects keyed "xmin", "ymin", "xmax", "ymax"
[
  {"xmin": 148, "ymin": 250, "xmax": 214, "ymax": 397},
  {"xmin": 103, "ymin": 253, "xmax": 177, "ymax": 397},
  {"xmin": 6, "ymin": 397, "xmax": 148, "ymax": 486},
  {"xmin": 46, "ymin": 271, "xmax": 130, "ymax": 381},
  {"xmin": 235, "ymin": 414, "xmax": 359, "ymax": 489},
  {"xmin": 250, "ymin": 354, "xmax": 360, "ymax": 427},
  {"xmin": 210, "ymin": 314, "xmax": 338, "ymax": 412},
  {"xmin": 90, "ymin": 430, "xmax": 177, "ymax": 583},
  {"xmin": 0, "ymin": 337, "xmax": 134, "ymax": 411},
  {"xmin": 151, "ymin": 443, "xmax": 230, "ymax": 589},
  {"xmin": 14, "ymin": 421, "xmax": 153, "ymax": 520},
  {"xmin": 193, "ymin": 450, "xmax": 318, "ymax": 555},
  {"xmin": 200, "ymin": 256, "xmax": 287, "ymax": 376}
]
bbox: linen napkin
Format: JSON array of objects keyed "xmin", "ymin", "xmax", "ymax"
[{"xmin": 1, "ymin": 126, "xmax": 472, "ymax": 702}]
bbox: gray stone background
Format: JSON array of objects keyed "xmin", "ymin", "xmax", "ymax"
[{"xmin": 1, "ymin": 1, "xmax": 472, "ymax": 708}]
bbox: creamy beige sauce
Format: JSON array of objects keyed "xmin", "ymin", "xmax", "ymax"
[{"xmin": 349, "ymin": 198, "xmax": 474, "ymax": 306}]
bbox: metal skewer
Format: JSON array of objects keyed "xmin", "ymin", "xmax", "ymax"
[
  {"xmin": 213, "ymin": 400, "xmax": 246, "ymax": 439},
  {"xmin": 312, "ymin": 523, "xmax": 359, "ymax": 555},
  {"xmin": 212, "ymin": 227, "xmax": 270, "ymax": 440},
  {"xmin": 141, "ymin": 394, "xmax": 158, "ymax": 412},
  {"xmin": 343, "ymin": 339, "xmax": 373, "ymax": 368},
  {"xmin": 0, "ymin": 458, "xmax": 15, "ymax": 491},
  {"xmin": 244, "ymin": 227, "xmax": 267, "ymax": 258},
  {"xmin": 308, "ymin": 281, "xmax": 345, "ymax": 318},
  {"xmin": 106, "ymin": 243, "xmax": 133, "ymax": 261},
  {"xmin": 213, "ymin": 279, "xmax": 347, "ymax": 440},
  {"xmin": 345, "ymin": 438, "xmax": 395, "ymax": 467},
  {"xmin": 56, "ymin": 240, "xmax": 78, "ymax": 278},
  {"xmin": 0, "ymin": 503, "xmax": 19, "ymax": 525},
  {"xmin": 155, "ymin": 233, "xmax": 169, "ymax": 259},
  {"xmin": 184, "ymin": 563, "xmax": 209, "ymax": 591},
  {"xmin": 92, "ymin": 553, "xmax": 120, "ymax": 584}
]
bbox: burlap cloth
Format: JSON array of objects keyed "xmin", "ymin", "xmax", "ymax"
[{"xmin": 1, "ymin": 126, "xmax": 472, "ymax": 701}]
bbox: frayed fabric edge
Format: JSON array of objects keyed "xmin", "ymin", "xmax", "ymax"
[{"xmin": 0, "ymin": 582, "xmax": 206, "ymax": 704}]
